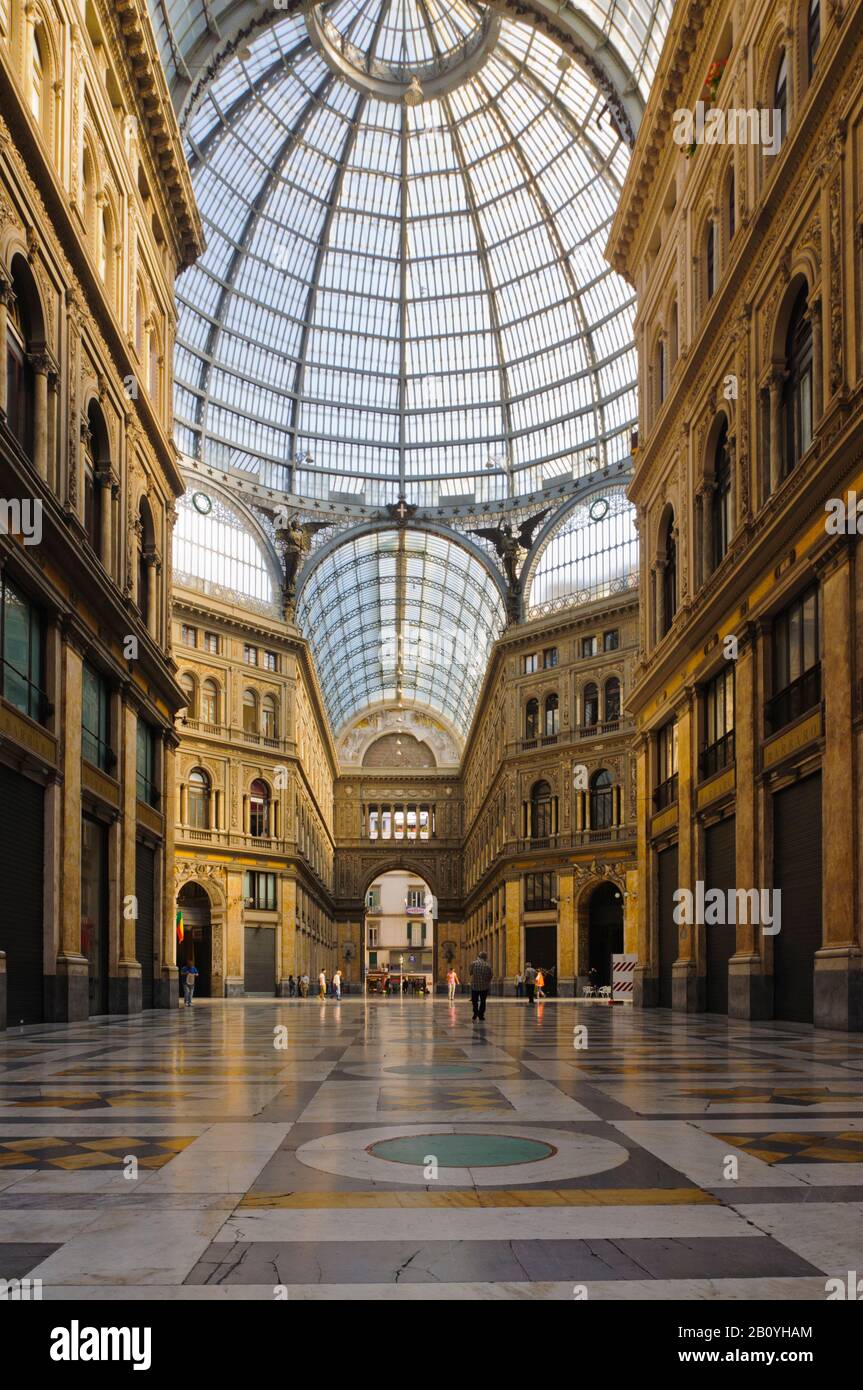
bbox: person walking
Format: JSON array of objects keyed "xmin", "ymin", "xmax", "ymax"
[
  {"xmin": 446, "ymin": 966, "xmax": 459, "ymax": 1004},
  {"xmin": 524, "ymin": 962, "xmax": 537, "ymax": 1005},
  {"xmin": 332, "ymin": 968, "xmax": 342, "ymax": 1001},
  {"xmin": 181, "ymin": 961, "xmax": 199, "ymax": 1008},
  {"xmin": 535, "ymin": 967, "xmax": 546, "ymax": 1001},
  {"xmin": 318, "ymin": 968, "xmax": 327, "ymax": 1001},
  {"xmin": 469, "ymin": 951, "xmax": 493, "ymax": 1021},
  {"xmin": 287, "ymin": 974, "xmax": 296, "ymax": 998},
  {"xmin": 300, "ymin": 972, "xmax": 310, "ymax": 998},
  {"xmin": 515, "ymin": 971, "xmax": 524, "ymax": 999}
]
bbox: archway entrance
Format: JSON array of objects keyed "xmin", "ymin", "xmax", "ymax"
[
  {"xmin": 177, "ymin": 882, "xmax": 212, "ymax": 998},
  {"xmin": 588, "ymin": 882, "xmax": 624, "ymax": 988},
  {"xmin": 364, "ymin": 869, "xmax": 435, "ymax": 996}
]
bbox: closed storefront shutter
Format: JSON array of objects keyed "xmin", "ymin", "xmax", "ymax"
[
  {"xmin": 0, "ymin": 764, "xmax": 44, "ymax": 1025},
  {"xmin": 135, "ymin": 842, "xmax": 155, "ymax": 1011},
  {"xmin": 773, "ymin": 774, "xmax": 822, "ymax": 1024},
  {"xmin": 657, "ymin": 844, "xmax": 679, "ymax": 1009},
  {"xmin": 705, "ymin": 816, "xmax": 736, "ymax": 1015},
  {"xmin": 244, "ymin": 926, "xmax": 275, "ymax": 994}
]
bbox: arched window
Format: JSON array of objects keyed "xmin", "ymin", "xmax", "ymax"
[
  {"xmin": 530, "ymin": 780, "xmax": 553, "ymax": 840},
  {"xmin": 782, "ymin": 288, "xmax": 813, "ymax": 474},
  {"xmin": 590, "ymin": 769, "xmax": 614, "ymax": 831},
  {"xmin": 249, "ymin": 778, "xmax": 270, "ymax": 838},
  {"xmin": 583, "ymin": 682, "xmax": 599, "ymax": 728},
  {"xmin": 243, "ymin": 689, "xmax": 258, "ymax": 735},
  {"xmin": 711, "ymin": 417, "xmax": 732, "ymax": 567},
  {"xmin": 5, "ymin": 290, "xmax": 35, "ymax": 460},
  {"xmin": 201, "ymin": 678, "xmax": 219, "ymax": 725},
  {"xmin": 604, "ymin": 677, "xmax": 621, "ymax": 722},
  {"xmin": 30, "ymin": 26, "xmax": 46, "ymax": 127},
  {"xmin": 261, "ymin": 693, "xmax": 277, "ymax": 739},
  {"xmin": 774, "ymin": 51, "xmax": 788, "ymax": 148},
  {"xmin": 544, "ymin": 692, "xmax": 559, "ymax": 737},
  {"xmin": 84, "ymin": 400, "xmax": 111, "ymax": 559},
  {"xmin": 179, "ymin": 673, "xmax": 196, "ymax": 717},
  {"xmin": 188, "ymin": 768, "xmax": 210, "ymax": 829},
  {"xmin": 524, "ymin": 698, "xmax": 539, "ymax": 739},
  {"xmin": 705, "ymin": 221, "xmax": 716, "ymax": 302},
  {"xmin": 659, "ymin": 511, "xmax": 677, "ymax": 636},
  {"xmin": 807, "ymin": 0, "xmax": 821, "ymax": 82}
]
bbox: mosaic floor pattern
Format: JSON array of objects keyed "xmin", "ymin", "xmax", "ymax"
[{"xmin": 0, "ymin": 998, "xmax": 862, "ymax": 1300}]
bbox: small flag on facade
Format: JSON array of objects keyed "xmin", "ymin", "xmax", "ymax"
[{"xmin": 176, "ymin": 909, "xmax": 184, "ymax": 944}]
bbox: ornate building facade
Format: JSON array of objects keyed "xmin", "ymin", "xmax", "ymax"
[
  {"xmin": 609, "ymin": 0, "xmax": 863, "ymax": 1028},
  {"xmin": 0, "ymin": 0, "xmax": 200, "ymax": 1026}
]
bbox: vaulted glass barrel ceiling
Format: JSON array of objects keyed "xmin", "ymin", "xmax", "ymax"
[{"xmin": 152, "ymin": 1, "xmax": 670, "ymax": 737}]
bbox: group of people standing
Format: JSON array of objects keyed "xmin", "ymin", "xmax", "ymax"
[
  {"xmin": 515, "ymin": 964, "xmax": 549, "ymax": 1002},
  {"xmin": 446, "ymin": 958, "xmax": 552, "ymax": 1016},
  {"xmin": 285, "ymin": 970, "xmax": 342, "ymax": 1000}
]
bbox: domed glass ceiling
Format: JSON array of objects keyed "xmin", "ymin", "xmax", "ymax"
[{"xmin": 171, "ymin": 3, "xmax": 640, "ymax": 506}]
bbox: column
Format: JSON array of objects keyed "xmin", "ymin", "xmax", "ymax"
[
  {"xmin": 224, "ymin": 868, "xmax": 245, "ymax": 996},
  {"xmin": 0, "ymin": 279, "xmax": 13, "ymax": 417},
  {"xmin": 30, "ymin": 353, "xmax": 51, "ymax": 481},
  {"xmin": 156, "ymin": 734, "xmax": 178, "ymax": 1007},
  {"xmin": 633, "ymin": 732, "xmax": 656, "ymax": 1008},
  {"xmin": 810, "ymin": 300, "xmax": 824, "ymax": 425},
  {"xmin": 277, "ymin": 876, "xmax": 297, "ymax": 996},
  {"xmin": 117, "ymin": 698, "xmax": 141, "ymax": 1012},
  {"xmin": 575, "ymin": 791, "xmax": 584, "ymax": 833},
  {"xmin": 178, "ymin": 781, "xmax": 187, "ymax": 827},
  {"xmin": 56, "ymin": 635, "xmax": 89, "ymax": 1020},
  {"xmin": 655, "ymin": 560, "xmax": 666, "ymax": 640},
  {"xmin": 145, "ymin": 552, "xmax": 160, "ymax": 640},
  {"xmin": 504, "ymin": 878, "xmax": 520, "ymax": 994},
  {"xmin": 673, "ymin": 687, "xmax": 700, "ymax": 1011},
  {"xmin": 557, "ymin": 868, "xmax": 576, "ymax": 995},
  {"xmin": 729, "ymin": 623, "xmax": 769, "ymax": 1018},
  {"xmin": 815, "ymin": 541, "xmax": 862, "ymax": 1029},
  {"xmin": 208, "ymin": 785, "xmax": 217, "ymax": 831},
  {"xmin": 701, "ymin": 482, "xmax": 714, "ymax": 584},
  {"xmin": 98, "ymin": 471, "xmax": 114, "ymax": 572}
]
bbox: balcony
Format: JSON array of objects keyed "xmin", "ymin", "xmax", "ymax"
[
  {"xmin": 699, "ymin": 730, "xmax": 735, "ymax": 782},
  {"xmin": 653, "ymin": 773, "xmax": 678, "ymax": 812},
  {"xmin": 764, "ymin": 665, "xmax": 821, "ymax": 738}
]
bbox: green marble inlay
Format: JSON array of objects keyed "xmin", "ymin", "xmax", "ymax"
[{"xmin": 369, "ymin": 1133, "xmax": 554, "ymax": 1167}]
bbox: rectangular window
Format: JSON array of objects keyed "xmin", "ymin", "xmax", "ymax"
[
  {"xmin": 203, "ymin": 632, "xmax": 219, "ymax": 654},
  {"xmin": 181, "ymin": 624, "xmax": 197, "ymax": 647},
  {"xmin": 542, "ymin": 647, "xmax": 558, "ymax": 669},
  {"xmin": 244, "ymin": 644, "xmax": 258, "ymax": 666},
  {"xmin": 524, "ymin": 872, "xmax": 555, "ymax": 912},
  {"xmin": 522, "ymin": 653, "xmax": 538, "ymax": 674},
  {"xmin": 368, "ymin": 951, "xmax": 378, "ymax": 968},
  {"xmin": 582, "ymin": 636, "xmax": 598, "ymax": 657},
  {"xmin": 366, "ymin": 887, "xmax": 381, "ymax": 910},
  {"xmin": 654, "ymin": 719, "xmax": 678, "ymax": 810},
  {"xmin": 406, "ymin": 888, "xmax": 425, "ymax": 910},
  {"xmin": 1, "ymin": 575, "xmax": 45, "ymax": 723},
  {"xmin": 767, "ymin": 585, "xmax": 821, "ymax": 735},
  {"xmin": 368, "ymin": 924, "xmax": 378, "ymax": 947},
  {"xmin": 700, "ymin": 667, "xmax": 735, "ymax": 780},
  {"xmin": 603, "ymin": 630, "xmax": 620, "ymax": 651},
  {"xmin": 244, "ymin": 870, "xmax": 277, "ymax": 911},
  {"xmin": 368, "ymin": 807, "xmax": 379, "ymax": 840},
  {"xmin": 136, "ymin": 719, "xmax": 159, "ymax": 806},
  {"xmin": 263, "ymin": 651, "xmax": 278, "ymax": 671},
  {"xmin": 82, "ymin": 664, "xmax": 111, "ymax": 772}
]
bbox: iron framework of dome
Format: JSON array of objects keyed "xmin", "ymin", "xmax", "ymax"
[{"xmin": 170, "ymin": 2, "xmax": 646, "ymax": 508}]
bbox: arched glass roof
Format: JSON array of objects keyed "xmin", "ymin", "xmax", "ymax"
[
  {"xmin": 172, "ymin": 4, "xmax": 640, "ymax": 506},
  {"xmin": 173, "ymin": 487, "xmax": 280, "ymax": 611},
  {"xmin": 295, "ymin": 527, "xmax": 507, "ymax": 734},
  {"xmin": 525, "ymin": 483, "xmax": 638, "ymax": 618}
]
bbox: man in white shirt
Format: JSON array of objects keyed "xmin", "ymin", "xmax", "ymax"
[
  {"xmin": 332, "ymin": 968, "xmax": 342, "ymax": 1001},
  {"xmin": 318, "ymin": 969, "xmax": 327, "ymax": 1000}
]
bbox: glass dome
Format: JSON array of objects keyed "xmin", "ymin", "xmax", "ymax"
[{"xmin": 172, "ymin": 5, "xmax": 639, "ymax": 507}]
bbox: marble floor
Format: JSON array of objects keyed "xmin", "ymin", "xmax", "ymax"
[{"xmin": 2, "ymin": 997, "xmax": 863, "ymax": 1300}]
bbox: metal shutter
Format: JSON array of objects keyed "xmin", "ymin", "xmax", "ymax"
[
  {"xmin": 705, "ymin": 816, "xmax": 736, "ymax": 1015},
  {"xmin": 0, "ymin": 764, "xmax": 44, "ymax": 1025},
  {"xmin": 135, "ymin": 842, "xmax": 155, "ymax": 1011},
  {"xmin": 657, "ymin": 844, "xmax": 679, "ymax": 1009},
  {"xmin": 244, "ymin": 926, "xmax": 275, "ymax": 994},
  {"xmin": 773, "ymin": 774, "xmax": 822, "ymax": 1024}
]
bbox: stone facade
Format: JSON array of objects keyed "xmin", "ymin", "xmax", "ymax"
[
  {"xmin": 0, "ymin": 0, "xmax": 201, "ymax": 1025},
  {"xmin": 609, "ymin": 0, "xmax": 863, "ymax": 1028}
]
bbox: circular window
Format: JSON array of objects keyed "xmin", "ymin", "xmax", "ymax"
[
  {"xmin": 589, "ymin": 497, "xmax": 610, "ymax": 522},
  {"xmin": 192, "ymin": 492, "xmax": 212, "ymax": 515}
]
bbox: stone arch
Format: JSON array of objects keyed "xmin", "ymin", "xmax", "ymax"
[{"xmin": 361, "ymin": 861, "xmax": 440, "ymax": 906}]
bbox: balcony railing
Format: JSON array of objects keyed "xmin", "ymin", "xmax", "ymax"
[
  {"xmin": 699, "ymin": 730, "xmax": 735, "ymax": 781},
  {"xmin": 653, "ymin": 773, "xmax": 678, "ymax": 812},
  {"xmin": 765, "ymin": 665, "xmax": 821, "ymax": 737}
]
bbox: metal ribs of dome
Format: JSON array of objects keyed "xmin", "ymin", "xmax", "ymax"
[{"xmin": 173, "ymin": 8, "xmax": 638, "ymax": 508}]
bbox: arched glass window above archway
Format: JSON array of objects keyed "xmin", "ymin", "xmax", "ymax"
[
  {"xmin": 174, "ymin": 489, "xmax": 277, "ymax": 609},
  {"xmin": 526, "ymin": 486, "xmax": 638, "ymax": 619}
]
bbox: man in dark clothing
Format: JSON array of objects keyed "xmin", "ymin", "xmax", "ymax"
[
  {"xmin": 523, "ymin": 962, "xmax": 537, "ymax": 1004},
  {"xmin": 469, "ymin": 952, "xmax": 493, "ymax": 1020}
]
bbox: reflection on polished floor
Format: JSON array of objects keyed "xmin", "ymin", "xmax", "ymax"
[{"xmin": 2, "ymin": 999, "xmax": 863, "ymax": 1300}]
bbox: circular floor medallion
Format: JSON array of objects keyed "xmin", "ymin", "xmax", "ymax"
[{"xmin": 368, "ymin": 1133, "xmax": 555, "ymax": 1166}]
